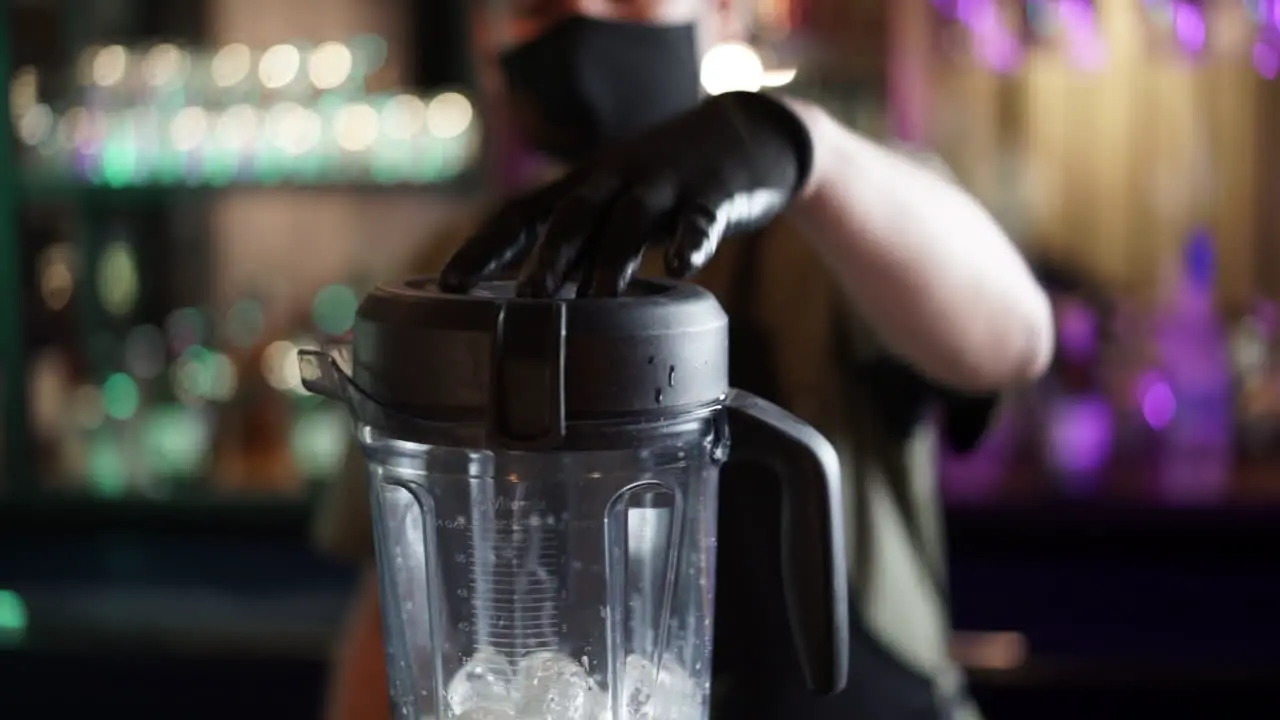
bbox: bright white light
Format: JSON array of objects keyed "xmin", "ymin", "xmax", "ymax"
[
  {"xmin": 262, "ymin": 340, "xmax": 317, "ymax": 393},
  {"xmin": 10, "ymin": 65, "xmax": 38, "ymax": 119},
  {"xmin": 170, "ymin": 106, "xmax": 209, "ymax": 152},
  {"xmin": 425, "ymin": 92, "xmax": 473, "ymax": 139},
  {"xmin": 335, "ymin": 103, "xmax": 380, "ymax": 151},
  {"xmin": 211, "ymin": 43, "xmax": 252, "ymax": 87},
  {"xmin": 215, "ymin": 104, "xmax": 261, "ymax": 150},
  {"xmin": 17, "ymin": 104, "xmax": 53, "ymax": 145},
  {"xmin": 267, "ymin": 103, "xmax": 322, "ymax": 155},
  {"xmin": 380, "ymin": 94, "xmax": 428, "ymax": 140},
  {"xmin": 762, "ymin": 68, "xmax": 798, "ymax": 88},
  {"xmin": 259, "ymin": 44, "xmax": 301, "ymax": 89},
  {"xmin": 92, "ymin": 45, "xmax": 129, "ymax": 87},
  {"xmin": 308, "ymin": 41, "xmax": 353, "ymax": 90},
  {"xmin": 143, "ymin": 43, "xmax": 189, "ymax": 86},
  {"xmin": 699, "ymin": 42, "xmax": 765, "ymax": 95}
]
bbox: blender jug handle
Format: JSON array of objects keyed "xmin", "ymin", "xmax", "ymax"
[
  {"xmin": 298, "ymin": 346, "xmax": 355, "ymax": 401},
  {"xmin": 724, "ymin": 388, "xmax": 850, "ymax": 695}
]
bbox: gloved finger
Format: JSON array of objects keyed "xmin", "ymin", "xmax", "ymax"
[
  {"xmin": 439, "ymin": 180, "xmax": 573, "ymax": 293},
  {"xmin": 516, "ymin": 176, "xmax": 621, "ymax": 298},
  {"xmin": 582, "ymin": 183, "xmax": 674, "ymax": 297},
  {"xmin": 664, "ymin": 200, "xmax": 725, "ymax": 279},
  {"xmin": 439, "ymin": 219, "xmax": 540, "ymax": 293}
]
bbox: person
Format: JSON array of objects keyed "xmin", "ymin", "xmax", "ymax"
[{"xmin": 314, "ymin": 0, "xmax": 1055, "ymax": 718}]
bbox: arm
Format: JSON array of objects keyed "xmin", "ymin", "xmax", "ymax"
[{"xmin": 780, "ymin": 98, "xmax": 1054, "ymax": 393}]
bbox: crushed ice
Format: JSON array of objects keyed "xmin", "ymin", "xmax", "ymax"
[{"xmin": 445, "ymin": 649, "xmax": 702, "ymax": 720}]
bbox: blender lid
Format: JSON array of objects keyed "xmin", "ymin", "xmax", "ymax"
[{"xmin": 351, "ymin": 277, "xmax": 729, "ymax": 448}]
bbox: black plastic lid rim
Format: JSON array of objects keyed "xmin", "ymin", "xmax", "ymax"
[{"xmin": 350, "ymin": 277, "xmax": 731, "ymax": 451}]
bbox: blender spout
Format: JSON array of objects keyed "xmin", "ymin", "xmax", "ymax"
[{"xmin": 298, "ymin": 347, "xmax": 353, "ymax": 402}]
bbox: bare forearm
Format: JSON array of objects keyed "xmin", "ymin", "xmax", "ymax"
[{"xmin": 782, "ymin": 98, "xmax": 1054, "ymax": 391}]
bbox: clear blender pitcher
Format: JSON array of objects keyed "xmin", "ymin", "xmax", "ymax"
[{"xmin": 300, "ymin": 278, "xmax": 848, "ymax": 720}]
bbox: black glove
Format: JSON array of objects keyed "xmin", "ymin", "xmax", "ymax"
[{"xmin": 439, "ymin": 91, "xmax": 814, "ymax": 298}]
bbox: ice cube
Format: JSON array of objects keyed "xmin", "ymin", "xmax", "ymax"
[
  {"xmin": 447, "ymin": 648, "xmax": 516, "ymax": 714},
  {"xmin": 650, "ymin": 656, "xmax": 700, "ymax": 720},
  {"xmin": 456, "ymin": 708, "xmax": 516, "ymax": 720},
  {"xmin": 600, "ymin": 655, "xmax": 702, "ymax": 720},
  {"xmin": 515, "ymin": 651, "xmax": 601, "ymax": 720},
  {"xmin": 621, "ymin": 655, "xmax": 656, "ymax": 719}
]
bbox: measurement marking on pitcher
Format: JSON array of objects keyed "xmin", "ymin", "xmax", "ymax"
[{"xmin": 469, "ymin": 512, "xmax": 561, "ymax": 657}]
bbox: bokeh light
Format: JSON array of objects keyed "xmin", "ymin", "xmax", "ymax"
[
  {"xmin": 700, "ymin": 42, "xmax": 765, "ymax": 95},
  {"xmin": 103, "ymin": 372, "xmax": 141, "ymax": 421},
  {"xmin": 425, "ymin": 93, "xmax": 473, "ymax": 139},
  {"xmin": 381, "ymin": 94, "xmax": 428, "ymax": 140},
  {"xmin": 9, "ymin": 65, "xmax": 38, "ymax": 121},
  {"xmin": 1139, "ymin": 373, "xmax": 1178, "ymax": 429},
  {"xmin": 262, "ymin": 340, "xmax": 305, "ymax": 393},
  {"xmin": 97, "ymin": 241, "xmax": 140, "ymax": 317},
  {"xmin": 308, "ymin": 41, "xmax": 353, "ymax": 90},
  {"xmin": 142, "ymin": 43, "xmax": 189, "ymax": 87},
  {"xmin": 214, "ymin": 104, "xmax": 260, "ymax": 150},
  {"xmin": 92, "ymin": 45, "xmax": 129, "ymax": 87},
  {"xmin": 170, "ymin": 106, "xmax": 209, "ymax": 152},
  {"xmin": 334, "ymin": 103, "xmax": 380, "ymax": 151},
  {"xmin": 17, "ymin": 104, "xmax": 54, "ymax": 146},
  {"xmin": 312, "ymin": 284, "xmax": 359, "ymax": 335},
  {"xmin": 1254, "ymin": 41, "xmax": 1280, "ymax": 79},
  {"xmin": 208, "ymin": 352, "xmax": 239, "ymax": 402},
  {"xmin": 1173, "ymin": 1, "xmax": 1207, "ymax": 55},
  {"xmin": 259, "ymin": 44, "xmax": 301, "ymax": 89},
  {"xmin": 211, "ymin": 43, "xmax": 252, "ymax": 87},
  {"xmin": 37, "ymin": 242, "xmax": 76, "ymax": 311}
]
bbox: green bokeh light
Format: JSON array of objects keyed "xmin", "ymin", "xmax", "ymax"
[
  {"xmin": 312, "ymin": 284, "xmax": 359, "ymax": 335},
  {"xmin": 0, "ymin": 590, "xmax": 29, "ymax": 640},
  {"xmin": 101, "ymin": 136, "xmax": 138, "ymax": 188},
  {"xmin": 351, "ymin": 34, "xmax": 389, "ymax": 75},
  {"xmin": 103, "ymin": 372, "xmax": 141, "ymax": 420},
  {"xmin": 208, "ymin": 352, "xmax": 238, "ymax": 401},
  {"xmin": 143, "ymin": 404, "xmax": 210, "ymax": 478},
  {"xmin": 176, "ymin": 345, "xmax": 215, "ymax": 399},
  {"xmin": 88, "ymin": 431, "xmax": 128, "ymax": 497},
  {"xmin": 291, "ymin": 408, "xmax": 352, "ymax": 477}
]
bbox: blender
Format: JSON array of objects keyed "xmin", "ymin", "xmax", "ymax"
[{"xmin": 301, "ymin": 277, "xmax": 849, "ymax": 720}]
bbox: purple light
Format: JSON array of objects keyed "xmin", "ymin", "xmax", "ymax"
[
  {"xmin": 1141, "ymin": 380, "xmax": 1177, "ymax": 429},
  {"xmin": 1255, "ymin": 41, "xmax": 1280, "ymax": 79},
  {"xmin": 1173, "ymin": 2, "xmax": 1207, "ymax": 55},
  {"xmin": 953, "ymin": 0, "xmax": 1026, "ymax": 73},
  {"xmin": 1056, "ymin": 0, "xmax": 1108, "ymax": 71},
  {"xmin": 1057, "ymin": 299, "xmax": 1099, "ymax": 361},
  {"xmin": 932, "ymin": 0, "xmax": 961, "ymax": 20},
  {"xmin": 977, "ymin": 32, "xmax": 1026, "ymax": 74},
  {"xmin": 1045, "ymin": 394, "xmax": 1114, "ymax": 495}
]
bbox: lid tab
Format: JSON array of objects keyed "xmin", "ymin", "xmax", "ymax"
[{"xmin": 490, "ymin": 300, "xmax": 567, "ymax": 449}]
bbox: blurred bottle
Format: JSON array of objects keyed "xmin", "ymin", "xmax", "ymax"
[
  {"xmin": 1038, "ymin": 295, "xmax": 1114, "ymax": 498},
  {"xmin": 1231, "ymin": 299, "xmax": 1280, "ymax": 458},
  {"xmin": 1155, "ymin": 230, "xmax": 1234, "ymax": 504}
]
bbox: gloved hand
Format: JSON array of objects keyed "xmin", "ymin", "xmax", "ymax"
[{"xmin": 439, "ymin": 91, "xmax": 814, "ymax": 298}]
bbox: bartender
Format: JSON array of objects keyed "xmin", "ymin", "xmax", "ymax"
[{"xmin": 316, "ymin": 0, "xmax": 1054, "ymax": 718}]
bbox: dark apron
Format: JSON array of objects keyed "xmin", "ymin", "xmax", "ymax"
[{"xmin": 709, "ymin": 231, "xmax": 957, "ymax": 720}]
